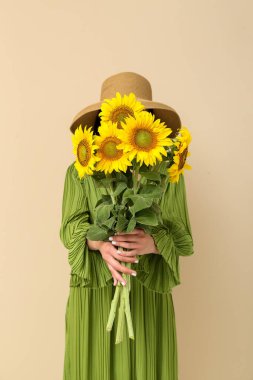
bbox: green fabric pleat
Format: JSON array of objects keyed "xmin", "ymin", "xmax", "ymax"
[
  {"xmin": 59, "ymin": 161, "xmax": 194, "ymax": 379},
  {"xmin": 63, "ymin": 277, "xmax": 178, "ymax": 380}
]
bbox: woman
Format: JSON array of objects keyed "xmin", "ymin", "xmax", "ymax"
[{"xmin": 59, "ymin": 72, "xmax": 194, "ymax": 379}]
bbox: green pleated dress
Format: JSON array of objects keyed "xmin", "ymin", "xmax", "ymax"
[{"xmin": 59, "ymin": 161, "xmax": 194, "ymax": 380}]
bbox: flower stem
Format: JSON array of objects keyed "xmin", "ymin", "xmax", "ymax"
[
  {"xmin": 106, "ymin": 284, "xmax": 121, "ymax": 332},
  {"xmin": 107, "ymin": 173, "xmax": 116, "ymax": 205},
  {"xmin": 113, "ymin": 255, "xmax": 135, "ymax": 344},
  {"xmin": 115, "ymin": 281, "xmax": 126, "ymax": 344},
  {"xmin": 124, "ymin": 280, "xmax": 134, "ymax": 340}
]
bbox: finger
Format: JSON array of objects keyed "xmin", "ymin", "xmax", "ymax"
[
  {"xmin": 111, "ymin": 240, "xmax": 139, "ymax": 250},
  {"xmin": 110, "ymin": 235, "xmax": 140, "ymax": 243},
  {"xmin": 112, "ymin": 251, "xmax": 139, "ymax": 263},
  {"xmin": 109, "ymin": 266, "xmax": 127, "ymax": 286},
  {"xmin": 107, "ymin": 240, "xmax": 140, "ymax": 256},
  {"xmin": 107, "ymin": 263, "xmax": 126, "ymax": 285},
  {"xmin": 117, "ymin": 248, "xmax": 139, "ymax": 257},
  {"xmin": 110, "ymin": 257, "xmax": 137, "ymax": 276}
]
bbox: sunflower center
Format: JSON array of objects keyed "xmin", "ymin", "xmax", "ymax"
[
  {"xmin": 111, "ymin": 106, "xmax": 135, "ymax": 128},
  {"xmin": 134, "ymin": 129, "xmax": 155, "ymax": 150},
  {"xmin": 101, "ymin": 137, "xmax": 122, "ymax": 160},
  {"xmin": 77, "ymin": 139, "xmax": 91, "ymax": 167},
  {"xmin": 178, "ymin": 147, "xmax": 188, "ymax": 169}
]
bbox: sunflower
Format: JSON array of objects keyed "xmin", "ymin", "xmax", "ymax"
[
  {"xmin": 173, "ymin": 127, "xmax": 192, "ymax": 150},
  {"xmin": 168, "ymin": 127, "xmax": 192, "ymax": 183},
  {"xmin": 94, "ymin": 121, "xmax": 132, "ymax": 174},
  {"xmin": 116, "ymin": 111, "xmax": 173, "ymax": 166},
  {"xmin": 98, "ymin": 92, "xmax": 145, "ymax": 129},
  {"xmin": 72, "ymin": 124, "xmax": 100, "ymax": 179}
]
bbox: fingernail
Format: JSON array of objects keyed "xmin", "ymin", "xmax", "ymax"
[
  {"xmin": 111, "ymin": 240, "xmax": 117, "ymax": 245},
  {"xmin": 131, "ymin": 272, "xmax": 137, "ymax": 276},
  {"xmin": 121, "ymin": 281, "xmax": 126, "ymax": 286},
  {"xmin": 109, "ymin": 237, "xmax": 113, "ymax": 241},
  {"xmin": 117, "ymin": 250, "xmax": 122, "ymax": 254},
  {"xmin": 134, "ymin": 260, "xmax": 139, "ymax": 263}
]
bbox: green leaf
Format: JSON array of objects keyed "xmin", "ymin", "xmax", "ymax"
[
  {"xmin": 140, "ymin": 171, "xmax": 161, "ymax": 182},
  {"xmin": 135, "ymin": 208, "xmax": 158, "ymax": 226},
  {"xmin": 102, "ymin": 194, "xmax": 113, "ymax": 202},
  {"xmin": 115, "ymin": 172, "xmax": 128, "ymax": 183},
  {"xmin": 102, "ymin": 216, "xmax": 116, "ymax": 230},
  {"xmin": 115, "ymin": 214, "xmax": 128, "ymax": 232},
  {"xmin": 126, "ymin": 218, "xmax": 136, "ymax": 232},
  {"xmin": 150, "ymin": 202, "xmax": 163, "ymax": 223},
  {"xmin": 129, "ymin": 196, "xmax": 153, "ymax": 215},
  {"xmin": 139, "ymin": 184, "xmax": 163, "ymax": 198},
  {"xmin": 96, "ymin": 204, "xmax": 114, "ymax": 222},
  {"xmin": 122, "ymin": 188, "xmax": 134, "ymax": 198},
  {"xmin": 114, "ymin": 182, "xmax": 127, "ymax": 197},
  {"xmin": 117, "ymin": 205, "xmax": 126, "ymax": 211},
  {"xmin": 95, "ymin": 195, "xmax": 112, "ymax": 208},
  {"xmin": 111, "ymin": 208, "xmax": 119, "ymax": 217},
  {"xmin": 86, "ymin": 225, "xmax": 109, "ymax": 240},
  {"xmin": 99, "ymin": 177, "xmax": 116, "ymax": 187},
  {"xmin": 95, "ymin": 198, "xmax": 104, "ymax": 208}
]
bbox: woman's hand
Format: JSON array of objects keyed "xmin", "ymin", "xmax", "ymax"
[
  {"xmin": 86, "ymin": 239, "xmax": 139, "ymax": 286},
  {"xmin": 109, "ymin": 228, "xmax": 159, "ymax": 256},
  {"xmin": 86, "ymin": 228, "xmax": 159, "ymax": 287}
]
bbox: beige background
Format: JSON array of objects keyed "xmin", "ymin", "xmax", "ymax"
[{"xmin": 1, "ymin": 0, "xmax": 252, "ymax": 379}]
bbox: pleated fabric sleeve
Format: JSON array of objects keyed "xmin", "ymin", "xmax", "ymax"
[
  {"xmin": 135, "ymin": 174, "xmax": 194, "ymax": 293},
  {"xmin": 59, "ymin": 162, "xmax": 113, "ymax": 288}
]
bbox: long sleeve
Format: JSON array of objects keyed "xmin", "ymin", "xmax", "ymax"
[
  {"xmin": 59, "ymin": 162, "xmax": 113, "ymax": 288},
  {"xmin": 134, "ymin": 174, "xmax": 194, "ymax": 293}
]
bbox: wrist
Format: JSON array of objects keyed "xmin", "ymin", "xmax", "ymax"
[
  {"xmin": 97, "ymin": 240, "xmax": 106, "ymax": 252},
  {"xmin": 87, "ymin": 239, "xmax": 105, "ymax": 252}
]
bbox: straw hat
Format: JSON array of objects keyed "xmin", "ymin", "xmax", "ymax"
[{"xmin": 69, "ymin": 71, "xmax": 181, "ymax": 137}]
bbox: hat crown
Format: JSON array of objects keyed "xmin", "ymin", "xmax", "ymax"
[{"xmin": 100, "ymin": 72, "xmax": 152, "ymax": 101}]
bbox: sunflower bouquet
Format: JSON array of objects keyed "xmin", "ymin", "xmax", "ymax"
[{"xmin": 71, "ymin": 92, "xmax": 192, "ymax": 344}]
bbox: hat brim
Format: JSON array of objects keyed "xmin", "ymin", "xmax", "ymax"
[{"xmin": 69, "ymin": 98, "xmax": 181, "ymax": 137}]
